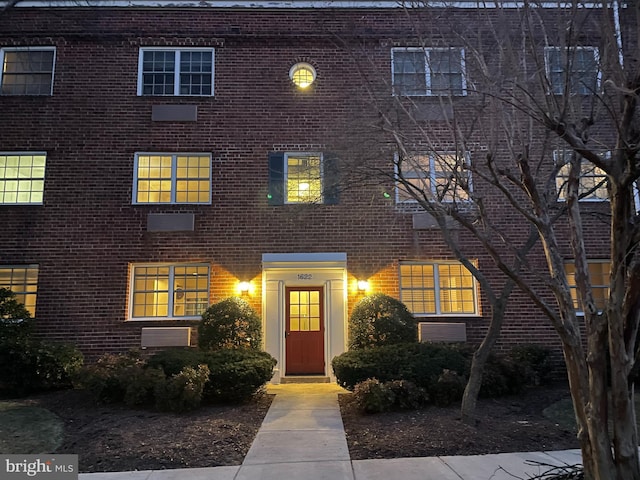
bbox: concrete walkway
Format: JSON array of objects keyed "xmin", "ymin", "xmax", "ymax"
[{"xmin": 79, "ymin": 384, "xmax": 583, "ymax": 480}]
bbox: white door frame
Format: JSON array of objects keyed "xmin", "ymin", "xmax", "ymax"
[{"xmin": 261, "ymin": 253, "xmax": 347, "ymax": 384}]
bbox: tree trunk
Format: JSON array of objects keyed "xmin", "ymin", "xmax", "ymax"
[{"xmin": 461, "ymin": 296, "xmax": 509, "ymax": 424}]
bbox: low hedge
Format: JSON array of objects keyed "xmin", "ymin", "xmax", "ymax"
[
  {"xmin": 148, "ymin": 348, "xmax": 277, "ymax": 402},
  {"xmin": 332, "ymin": 342, "xmax": 470, "ymax": 392}
]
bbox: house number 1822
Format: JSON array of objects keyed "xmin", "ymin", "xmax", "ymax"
[{"xmin": 297, "ymin": 274, "xmax": 313, "ymax": 280}]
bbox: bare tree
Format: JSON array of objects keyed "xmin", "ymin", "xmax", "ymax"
[{"xmin": 336, "ymin": 1, "xmax": 640, "ymax": 478}]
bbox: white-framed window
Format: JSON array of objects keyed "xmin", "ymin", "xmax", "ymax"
[
  {"xmin": 554, "ymin": 150, "xmax": 608, "ymax": 201},
  {"xmin": 396, "ymin": 151, "xmax": 470, "ymax": 203},
  {"xmin": 392, "ymin": 47, "xmax": 466, "ymax": 96},
  {"xmin": 0, "ymin": 265, "xmax": 38, "ymax": 316},
  {"xmin": 0, "ymin": 47, "xmax": 55, "ymax": 96},
  {"xmin": 400, "ymin": 261, "xmax": 478, "ymax": 316},
  {"xmin": 545, "ymin": 47, "xmax": 599, "ymax": 95},
  {"xmin": 267, "ymin": 151, "xmax": 339, "ymax": 205},
  {"xmin": 284, "ymin": 153, "xmax": 323, "ymax": 204},
  {"xmin": 0, "ymin": 152, "xmax": 46, "ymax": 205},
  {"xmin": 137, "ymin": 48, "xmax": 214, "ymax": 96},
  {"xmin": 129, "ymin": 264, "xmax": 209, "ymax": 320},
  {"xmin": 564, "ymin": 260, "xmax": 609, "ymax": 313},
  {"xmin": 132, "ymin": 153, "xmax": 212, "ymax": 204}
]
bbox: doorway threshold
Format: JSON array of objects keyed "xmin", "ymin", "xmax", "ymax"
[{"xmin": 280, "ymin": 375, "xmax": 330, "ymax": 384}]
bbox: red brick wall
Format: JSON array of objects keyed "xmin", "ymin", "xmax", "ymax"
[{"xmin": 0, "ymin": 5, "xmax": 613, "ymax": 366}]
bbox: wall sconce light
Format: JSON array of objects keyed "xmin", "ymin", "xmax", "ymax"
[
  {"xmin": 238, "ymin": 281, "xmax": 251, "ymax": 294},
  {"xmin": 357, "ymin": 280, "xmax": 369, "ymax": 292}
]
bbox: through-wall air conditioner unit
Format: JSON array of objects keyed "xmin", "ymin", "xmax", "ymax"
[
  {"xmin": 141, "ymin": 327, "xmax": 191, "ymax": 348},
  {"xmin": 419, "ymin": 322, "xmax": 467, "ymax": 343}
]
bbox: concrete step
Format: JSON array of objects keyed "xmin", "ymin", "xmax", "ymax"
[{"xmin": 280, "ymin": 376, "xmax": 330, "ymax": 384}]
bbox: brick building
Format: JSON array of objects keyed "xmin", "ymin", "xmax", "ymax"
[{"xmin": 0, "ymin": 0, "xmax": 622, "ymax": 382}]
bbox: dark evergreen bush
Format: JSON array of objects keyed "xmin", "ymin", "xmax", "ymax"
[
  {"xmin": 352, "ymin": 378, "xmax": 396, "ymax": 413},
  {"xmin": 201, "ymin": 349, "xmax": 277, "ymax": 402},
  {"xmin": 76, "ymin": 350, "xmax": 150, "ymax": 404},
  {"xmin": 154, "ymin": 364, "xmax": 210, "ymax": 412},
  {"xmin": 508, "ymin": 344, "xmax": 553, "ymax": 386},
  {"xmin": 198, "ymin": 297, "xmax": 262, "ymax": 350},
  {"xmin": 479, "ymin": 353, "xmax": 527, "ymax": 398},
  {"xmin": 149, "ymin": 348, "xmax": 277, "ymax": 403},
  {"xmin": 332, "ymin": 342, "xmax": 470, "ymax": 391},
  {"xmin": 431, "ymin": 369, "xmax": 467, "ymax": 406},
  {"xmin": 0, "ymin": 288, "xmax": 83, "ymax": 397},
  {"xmin": 348, "ymin": 293, "xmax": 418, "ymax": 349},
  {"xmin": 385, "ymin": 379, "xmax": 429, "ymax": 410}
]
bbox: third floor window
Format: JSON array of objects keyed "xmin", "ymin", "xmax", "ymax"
[
  {"xmin": 137, "ymin": 48, "xmax": 214, "ymax": 96},
  {"xmin": 0, "ymin": 47, "xmax": 55, "ymax": 96},
  {"xmin": 392, "ymin": 47, "xmax": 466, "ymax": 96},
  {"xmin": 545, "ymin": 47, "xmax": 599, "ymax": 95}
]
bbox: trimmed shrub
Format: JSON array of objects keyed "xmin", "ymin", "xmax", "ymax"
[
  {"xmin": 146, "ymin": 348, "xmax": 205, "ymax": 376},
  {"xmin": 386, "ymin": 379, "xmax": 429, "ymax": 410},
  {"xmin": 201, "ymin": 349, "xmax": 277, "ymax": 402},
  {"xmin": 352, "ymin": 378, "xmax": 395, "ymax": 413},
  {"xmin": 155, "ymin": 364, "xmax": 210, "ymax": 412},
  {"xmin": 508, "ymin": 344, "xmax": 553, "ymax": 386},
  {"xmin": 432, "ymin": 369, "xmax": 467, "ymax": 407},
  {"xmin": 148, "ymin": 348, "xmax": 277, "ymax": 403},
  {"xmin": 352, "ymin": 379, "xmax": 428, "ymax": 413},
  {"xmin": 76, "ymin": 350, "xmax": 148, "ymax": 404},
  {"xmin": 479, "ymin": 354, "xmax": 527, "ymax": 398},
  {"xmin": 332, "ymin": 342, "xmax": 470, "ymax": 392},
  {"xmin": 199, "ymin": 297, "xmax": 262, "ymax": 351},
  {"xmin": 348, "ymin": 293, "xmax": 418, "ymax": 349}
]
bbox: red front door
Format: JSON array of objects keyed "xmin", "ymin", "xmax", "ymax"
[{"xmin": 285, "ymin": 287, "xmax": 325, "ymax": 375}]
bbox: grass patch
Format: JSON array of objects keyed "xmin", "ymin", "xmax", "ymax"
[{"xmin": 0, "ymin": 402, "xmax": 64, "ymax": 453}]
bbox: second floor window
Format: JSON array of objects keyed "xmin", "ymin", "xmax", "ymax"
[
  {"xmin": 1, "ymin": 47, "xmax": 55, "ymax": 96},
  {"xmin": 0, "ymin": 152, "xmax": 46, "ymax": 204},
  {"xmin": 392, "ymin": 47, "xmax": 466, "ymax": 96},
  {"xmin": 554, "ymin": 150, "xmax": 608, "ymax": 201},
  {"xmin": 267, "ymin": 151, "xmax": 339, "ymax": 205},
  {"xmin": 133, "ymin": 153, "xmax": 211, "ymax": 204},
  {"xmin": 545, "ymin": 47, "xmax": 599, "ymax": 95},
  {"xmin": 138, "ymin": 48, "xmax": 214, "ymax": 96},
  {"xmin": 396, "ymin": 152, "xmax": 470, "ymax": 203}
]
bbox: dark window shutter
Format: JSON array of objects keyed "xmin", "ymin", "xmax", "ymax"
[
  {"xmin": 267, "ymin": 152, "xmax": 285, "ymax": 205},
  {"xmin": 323, "ymin": 152, "xmax": 340, "ymax": 205}
]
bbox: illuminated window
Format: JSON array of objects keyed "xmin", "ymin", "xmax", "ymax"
[
  {"xmin": 392, "ymin": 47, "xmax": 466, "ymax": 96},
  {"xmin": 130, "ymin": 264, "xmax": 209, "ymax": 320},
  {"xmin": 267, "ymin": 151, "xmax": 339, "ymax": 205},
  {"xmin": 289, "ymin": 63, "xmax": 316, "ymax": 88},
  {"xmin": 396, "ymin": 152, "xmax": 470, "ymax": 203},
  {"xmin": 554, "ymin": 150, "xmax": 608, "ymax": 201},
  {"xmin": 138, "ymin": 48, "xmax": 214, "ymax": 96},
  {"xmin": 285, "ymin": 153, "xmax": 323, "ymax": 203},
  {"xmin": 545, "ymin": 47, "xmax": 599, "ymax": 95},
  {"xmin": 564, "ymin": 261, "xmax": 609, "ymax": 313},
  {"xmin": 1, "ymin": 47, "xmax": 55, "ymax": 96},
  {"xmin": 400, "ymin": 262, "xmax": 477, "ymax": 316},
  {"xmin": 0, "ymin": 153, "xmax": 46, "ymax": 204},
  {"xmin": 0, "ymin": 265, "xmax": 38, "ymax": 316},
  {"xmin": 133, "ymin": 153, "xmax": 211, "ymax": 204}
]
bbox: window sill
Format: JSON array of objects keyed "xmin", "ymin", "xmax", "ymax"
[{"xmin": 127, "ymin": 317, "xmax": 202, "ymax": 322}]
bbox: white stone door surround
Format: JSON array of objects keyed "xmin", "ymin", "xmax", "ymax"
[{"xmin": 262, "ymin": 253, "xmax": 347, "ymax": 384}]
